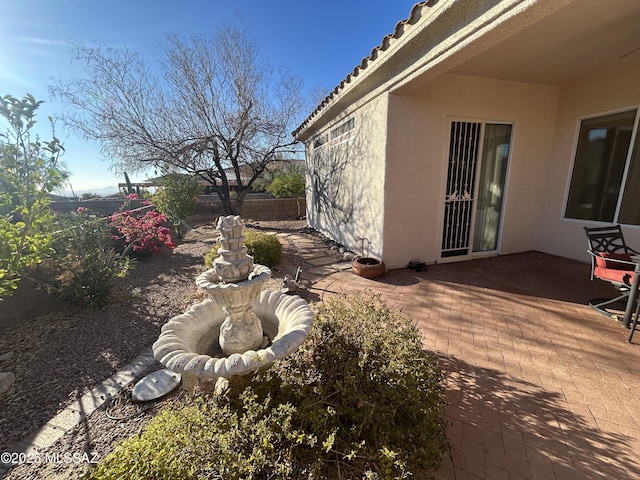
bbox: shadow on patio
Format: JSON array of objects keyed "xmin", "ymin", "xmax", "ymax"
[
  {"xmin": 310, "ymin": 250, "xmax": 640, "ymax": 480},
  {"xmin": 437, "ymin": 353, "xmax": 640, "ymax": 480}
]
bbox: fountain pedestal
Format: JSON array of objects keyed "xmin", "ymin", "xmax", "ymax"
[{"xmin": 196, "ymin": 216, "xmax": 271, "ymax": 355}]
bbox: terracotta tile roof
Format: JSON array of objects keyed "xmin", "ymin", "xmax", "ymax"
[{"xmin": 294, "ymin": 1, "xmax": 433, "ymax": 137}]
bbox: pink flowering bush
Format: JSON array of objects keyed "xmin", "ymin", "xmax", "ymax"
[{"xmin": 110, "ymin": 210, "xmax": 176, "ymax": 257}]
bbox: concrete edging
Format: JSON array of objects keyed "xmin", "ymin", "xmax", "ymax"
[{"xmin": 0, "ymin": 348, "xmax": 158, "ymax": 476}]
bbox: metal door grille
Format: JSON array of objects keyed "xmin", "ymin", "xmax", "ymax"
[{"xmin": 442, "ymin": 121, "xmax": 481, "ymax": 257}]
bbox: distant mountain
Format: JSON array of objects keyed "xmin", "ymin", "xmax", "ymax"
[{"xmin": 55, "ymin": 185, "xmax": 120, "ymax": 198}]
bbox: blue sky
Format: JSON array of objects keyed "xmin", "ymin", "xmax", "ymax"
[{"xmin": 0, "ymin": 0, "xmax": 418, "ymax": 192}]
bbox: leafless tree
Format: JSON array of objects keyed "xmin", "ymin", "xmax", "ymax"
[{"xmin": 51, "ymin": 26, "xmax": 304, "ymax": 214}]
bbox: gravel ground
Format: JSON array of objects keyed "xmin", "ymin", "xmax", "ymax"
[{"xmin": 0, "ymin": 219, "xmax": 319, "ymax": 479}]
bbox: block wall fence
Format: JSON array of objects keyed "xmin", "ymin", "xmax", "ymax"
[{"xmin": 50, "ymin": 197, "xmax": 306, "ymax": 221}]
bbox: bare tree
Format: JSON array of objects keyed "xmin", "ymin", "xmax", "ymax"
[{"xmin": 51, "ymin": 26, "xmax": 304, "ymax": 214}]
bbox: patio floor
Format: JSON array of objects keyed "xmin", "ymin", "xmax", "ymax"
[{"xmin": 306, "ymin": 250, "xmax": 640, "ymax": 480}]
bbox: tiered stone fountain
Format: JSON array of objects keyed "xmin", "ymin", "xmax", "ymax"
[{"xmin": 153, "ymin": 216, "xmax": 314, "ymax": 394}]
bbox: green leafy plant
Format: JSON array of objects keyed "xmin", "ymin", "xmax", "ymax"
[
  {"xmin": 31, "ymin": 208, "xmax": 133, "ymax": 308},
  {"xmin": 203, "ymin": 245, "xmax": 218, "ymax": 269},
  {"xmin": 204, "ymin": 230, "xmax": 282, "ymax": 268},
  {"xmin": 84, "ymin": 291, "xmax": 449, "ymax": 479},
  {"xmin": 0, "ymin": 94, "xmax": 67, "ymax": 298},
  {"xmin": 152, "ymin": 172, "xmax": 202, "ymax": 237},
  {"xmin": 266, "ymin": 171, "xmax": 305, "ymax": 198}
]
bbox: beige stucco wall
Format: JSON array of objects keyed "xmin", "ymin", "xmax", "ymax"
[
  {"xmin": 384, "ymin": 73, "xmax": 559, "ymax": 268},
  {"xmin": 305, "ymin": 94, "xmax": 389, "ymax": 258},
  {"xmin": 534, "ymin": 59, "xmax": 640, "ymax": 262}
]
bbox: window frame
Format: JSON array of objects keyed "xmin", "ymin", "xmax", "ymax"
[{"xmin": 563, "ymin": 107, "xmax": 640, "ymax": 226}]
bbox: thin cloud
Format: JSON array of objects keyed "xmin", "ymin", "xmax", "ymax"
[{"xmin": 20, "ymin": 36, "xmax": 73, "ymax": 49}]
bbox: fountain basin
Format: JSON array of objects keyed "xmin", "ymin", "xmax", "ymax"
[{"xmin": 152, "ymin": 289, "xmax": 314, "ymax": 389}]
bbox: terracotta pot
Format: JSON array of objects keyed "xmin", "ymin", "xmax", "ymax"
[{"xmin": 352, "ymin": 257, "xmax": 385, "ymax": 278}]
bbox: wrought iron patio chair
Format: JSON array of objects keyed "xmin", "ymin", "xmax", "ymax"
[{"xmin": 584, "ymin": 225, "xmax": 639, "ymax": 322}]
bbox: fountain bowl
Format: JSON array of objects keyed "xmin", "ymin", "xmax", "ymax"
[
  {"xmin": 195, "ymin": 264, "xmax": 271, "ymax": 308},
  {"xmin": 152, "ymin": 289, "xmax": 314, "ymax": 388}
]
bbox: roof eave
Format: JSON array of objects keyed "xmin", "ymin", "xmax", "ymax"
[{"xmin": 293, "ymin": 1, "xmax": 434, "ymax": 139}]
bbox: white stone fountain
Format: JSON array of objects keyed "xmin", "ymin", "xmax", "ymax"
[{"xmin": 153, "ymin": 216, "xmax": 314, "ymax": 394}]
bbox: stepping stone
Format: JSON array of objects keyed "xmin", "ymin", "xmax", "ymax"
[
  {"xmin": 132, "ymin": 369, "xmax": 181, "ymax": 402},
  {"xmin": 308, "ymin": 256, "xmax": 339, "ymax": 266},
  {"xmin": 0, "ymin": 372, "xmax": 15, "ymax": 395}
]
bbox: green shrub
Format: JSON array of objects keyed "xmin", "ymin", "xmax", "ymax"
[
  {"xmin": 85, "ymin": 291, "xmax": 449, "ymax": 479},
  {"xmin": 203, "ymin": 245, "xmax": 218, "ymax": 269},
  {"xmin": 204, "ymin": 230, "xmax": 282, "ymax": 269},
  {"xmin": 0, "ymin": 94, "xmax": 67, "ymax": 298},
  {"xmin": 152, "ymin": 172, "xmax": 202, "ymax": 235},
  {"xmin": 244, "ymin": 230, "xmax": 282, "ymax": 267},
  {"xmin": 266, "ymin": 171, "xmax": 305, "ymax": 198},
  {"xmin": 31, "ymin": 209, "xmax": 132, "ymax": 308}
]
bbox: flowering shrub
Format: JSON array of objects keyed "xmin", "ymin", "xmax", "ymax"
[{"xmin": 110, "ymin": 209, "xmax": 176, "ymax": 257}]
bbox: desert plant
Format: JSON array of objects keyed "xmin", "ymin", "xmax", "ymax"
[
  {"xmin": 203, "ymin": 244, "xmax": 219, "ymax": 269},
  {"xmin": 84, "ymin": 291, "xmax": 449, "ymax": 479},
  {"xmin": 152, "ymin": 171, "xmax": 202, "ymax": 237},
  {"xmin": 244, "ymin": 230, "xmax": 282, "ymax": 267},
  {"xmin": 31, "ymin": 208, "xmax": 133, "ymax": 308},
  {"xmin": 0, "ymin": 94, "xmax": 67, "ymax": 297},
  {"xmin": 204, "ymin": 230, "xmax": 281, "ymax": 268},
  {"xmin": 266, "ymin": 171, "xmax": 305, "ymax": 198}
]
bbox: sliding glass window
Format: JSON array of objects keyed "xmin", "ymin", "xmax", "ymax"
[{"xmin": 565, "ymin": 109, "xmax": 640, "ymax": 225}]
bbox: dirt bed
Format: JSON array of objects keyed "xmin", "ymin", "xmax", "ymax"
[{"xmin": 0, "ymin": 219, "xmax": 325, "ymax": 479}]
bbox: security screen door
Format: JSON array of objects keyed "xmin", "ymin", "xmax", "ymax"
[{"xmin": 441, "ymin": 120, "xmax": 512, "ymax": 258}]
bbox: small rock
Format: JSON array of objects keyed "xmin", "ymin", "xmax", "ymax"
[
  {"xmin": 0, "ymin": 372, "xmax": 15, "ymax": 395},
  {"xmin": 281, "ymin": 274, "xmax": 298, "ymax": 293},
  {"xmin": 343, "ymin": 251, "xmax": 357, "ymax": 261},
  {"xmin": 0, "ymin": 351, "xmax": 13, "ymax": 363}
]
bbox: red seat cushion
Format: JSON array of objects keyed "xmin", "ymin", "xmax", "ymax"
[
  {"xmin": 595, "ymin": 252, "xmax": 635, "ymax": 269},
  {"xmin": 594, "ymin": 252, "xmax": 636, "ymax": 286}
]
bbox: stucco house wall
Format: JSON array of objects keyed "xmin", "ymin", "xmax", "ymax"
[
  {"xmin": 296, "ymin": 0, "xmax": 640, "ymax": 269},
  {"xmin": 534, "ymin": 59, "xmax": 640, "ymax": 262},
  {"xmin": 383, "ymin": 74, "xmax": 559, "ymax": 268},
  {"xmin": 305, "ymin": 94, "xmax": 389, "ymax": 258}
]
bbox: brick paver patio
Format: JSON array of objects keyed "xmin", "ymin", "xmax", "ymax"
[{"xmin": 306, "ymin": 250, "xmax": 640, "ymax": 480}]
